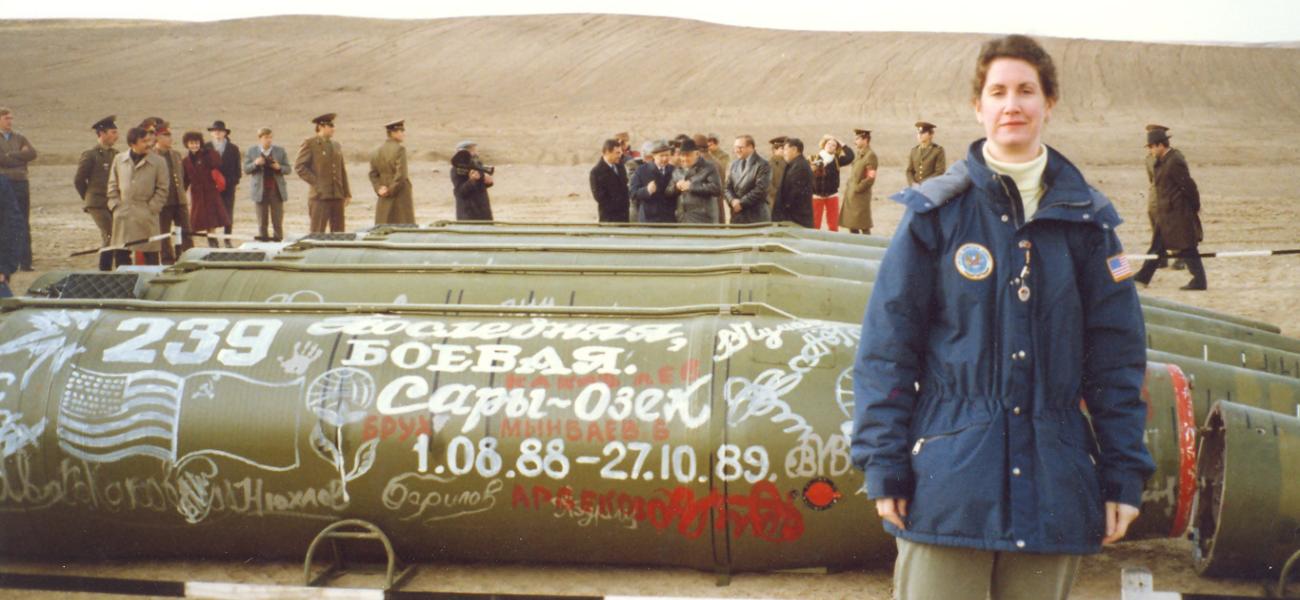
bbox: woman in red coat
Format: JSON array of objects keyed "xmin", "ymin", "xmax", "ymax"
[{"xmin": 182, "ymin": 131, "xmax": 230, "ymax": 247}]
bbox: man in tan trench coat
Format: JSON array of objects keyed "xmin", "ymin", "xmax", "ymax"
[
  {"xmin": 839, "ymin": 128, "xmax": 878, "ymax": 234},
  {"xmin": 295, "ymin": 113, "xmax": 351, "ymax": 233},
  {"xmin": 369, "ymin": 119, "xmax": 415, "ymax": 226},
  {"xmin": 107, "ymin": 126, "xmax": 167, "ymax": 267},
  {"xmin": 906, "ymin": 121, "xmax": 946, "ymax": 186}
]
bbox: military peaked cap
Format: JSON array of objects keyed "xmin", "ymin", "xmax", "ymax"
[
  {"xmin": 312, "ymin": 113, "xmax": 337, "ymax": 126},
  {"xmin": 915, "ymin": 121, "xmax": 937, "ymax": 133},
  {"xmin": 92, "ymin": 115, "xmax": 118, "ymax": 132},
  {"xmin": 768, "ymin": 136, "xmax": 788, "ymax": 146},
  {"xmin": 854, "ymin": 129, "xmax": 872, "ymax": 137},
  {"xmin": 385, "ymin": 119, "xmax": 405, "ymax": 131}
]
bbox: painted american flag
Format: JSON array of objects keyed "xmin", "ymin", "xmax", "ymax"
[{"xmin": 57, "ymin": 367, "xmax": 183, "ymax": 463}]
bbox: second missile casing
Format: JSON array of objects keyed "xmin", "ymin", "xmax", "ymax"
[
  {"xmin": 1193, "ymin": 401, "xmax": 1300, "ymax": 577},
  {"xmin": 139, "ymin": 263, "xmax": 871, "ymax": 324}
]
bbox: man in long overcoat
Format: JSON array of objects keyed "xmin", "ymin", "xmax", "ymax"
[
  {"xmin": 1134, "ymin": 128, "xmax": 1207, "ymax": 290},
  {"xmin": 107, "ymin": 127, "xmax": 167, "ymax": 266},
  {"xmin": 208, "ymin": 120, "xmax": 241, "ymax": 241},
  {"xmin": 766, "ymin": 136, "xmax": 786, "ymax": 210},
  {"xmin": 152, "ymin": 122, "xmax": 190, "ymax": 263},
  {"xmin": 369, "ymin": 120, "xmax": 415, "ymax": 226},
  {"xmin": 839, "ymin": 128, "xmax": 878, "ymax": 234},
  {"xmin": 667, "ymin": 138, "xmax": 721, "ymax": 224}
]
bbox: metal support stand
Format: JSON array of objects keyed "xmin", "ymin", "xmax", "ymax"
[{"xmin": 303, "ymin": 519, "xmax": 415, "ymax": 591}]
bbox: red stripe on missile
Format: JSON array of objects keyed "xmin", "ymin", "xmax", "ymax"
[{"xmin": 1166, "ymin": 363, "xmax": 1197, "ymax": 538}]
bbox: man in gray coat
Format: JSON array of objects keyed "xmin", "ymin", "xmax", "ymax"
[
  {"xmin": 725, "ymin": 134, "xmax": 771, "ymax": 224},
  {"xmin": 667, "ymin": 138, "xmax": 720, "ymax": 224},
  {"xmin": 244, "ymin": 127, "xmax": 290, "ymax": 241}
]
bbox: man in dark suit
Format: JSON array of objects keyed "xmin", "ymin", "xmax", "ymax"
[
  {"xmin": 208, "ymin": 120, "xmax": 241, "ymax": 244},
  {"xmin": 589, "ymin": 138, "xmax": 629, "ymax": 222},
  {"xmin": 726, "ymin": 134, "xmax": 771, "ymax": 224},
  {"xmin": 631, "ymin": 140, "xmax": 676, "ymax": 223},
  {"xmin": 773, "ymin": 137, "xmax": 813, "ymax": 228}
]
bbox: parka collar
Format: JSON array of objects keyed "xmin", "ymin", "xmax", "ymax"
[{"xmin": 891, "ymin": 139, "xmax": 1121, "ymax": 228}]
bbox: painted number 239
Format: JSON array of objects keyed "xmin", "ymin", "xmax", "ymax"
[{"xmin": 102, "ymin": 317, "xmax": 282, "ymax": 366}]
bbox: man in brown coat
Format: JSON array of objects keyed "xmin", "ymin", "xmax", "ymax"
[
  {"xmin": 767, "ymin": 136, "xmax": 787, "ymax": 210},
  {"xmin": 906, "ymin": 121, "xmax": 945, "ymax": 186},
  {"xmin": 839, "ymin": 129, "xmax": 878, "ymax": 234},
  {"xmin": 1144, "ymin": 124, "xmax": 1173, "ymax": 270},
  {"xmin": 151, "ymin": 122, "xmax": 191, "ymax": 264},
  {"xmin": 75, "ymin": 116, "xmax": 119, "ymax": 270},
  {"xmin": 107, "ymin": 127, "xmax": 168, "ymax": 267},
  {"xmin": 369, "ymin": 119, "xmax": 414, "ymax": 225},
  {"xmin": 295, "ymin": 113, "xmax": 351, "ymax": 233},
  {"xmin": 1134, "ymin": 128, "xmax": 1207, "ymax": 290},
  {"xmin": 0, "ymin": 108, "xmax": 37, "ymax": 271}
]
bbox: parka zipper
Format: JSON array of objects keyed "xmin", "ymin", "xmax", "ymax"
[{"xmin": 911, "ymin": 422, "xmax": 984, "ymax": 456}]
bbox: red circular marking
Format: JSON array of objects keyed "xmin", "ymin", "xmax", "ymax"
[
  {"xmin": 802, "ymin": 478, "xmax": 841, "ymax": 510},
  {"xmin": 1166, "ymin": 363, "xmax": 1197, "ymax": 537}
]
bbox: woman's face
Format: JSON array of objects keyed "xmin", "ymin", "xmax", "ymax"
[
  {"xmin": 823, "ymin": 139, "xmax": 839, "ymax": 153},
  {"xmin": 975, "ymin": 57, "xmax": 1054, "ymax": 160},
  {"xmin": 186, "ymin": 140, "xmax": 201, "ymax": 152}
]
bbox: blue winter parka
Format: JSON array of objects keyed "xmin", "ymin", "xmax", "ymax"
[{"xmin": 850, "ymin": 140, "xmax": 1154, "ymax": 555}]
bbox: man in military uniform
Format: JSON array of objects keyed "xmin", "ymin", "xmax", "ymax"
[
  {"xmin": 295, "ymin": 113, "xmax": 351, "ymax": 233},
  {"xmin": 151, "ymin": 121, "xmax": 190, "ymax": 264},
  {"xmin": 0, "ymin": 108, "xmax": 38, "ymax": 272},
  {"xmin": 840, "ymin": 128, "xmax": 878, "ymax": 234},
  {"xmin": 906, "ymin": 121, "xmax": 946, "ymax": 186},
  {"xmin": 74, "ymin": 116, "xmax": 120, "ymax": 271},
  {"xmin": 1134, "ymin": 127, "xmax": 1207, "ymax": 290},
  {"xmin": 767, "ymin": 136, "xmax": 787, "ymax": 211},
  {"xmin": 369, "ymin": 119, "xmax": 414, "ymax": 226}
]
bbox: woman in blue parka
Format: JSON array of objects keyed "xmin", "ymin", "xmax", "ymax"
[{"xmin": 850, "ymin": 35, "xmax": 1154, "ymax": 600}]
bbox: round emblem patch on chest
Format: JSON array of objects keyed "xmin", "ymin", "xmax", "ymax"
[{"xmin": 954, "ymin": 243, "xmax": 995, "ymax": 281}]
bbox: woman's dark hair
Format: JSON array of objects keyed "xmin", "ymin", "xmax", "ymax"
[
  {"xmin": 972, "ymin": 34, "xmax": 1059, "ymax": 102},
  {"xmin": 182, "ymin": 131, "xmax": 204, "ymax": 146}
]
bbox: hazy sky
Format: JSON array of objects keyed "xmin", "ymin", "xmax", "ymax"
[{"xmin": 13, "ymin": 0, "xmax": 1299, "ymax": 44}]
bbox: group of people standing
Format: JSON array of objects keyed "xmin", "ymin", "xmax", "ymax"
[
  {"xmin": 61, "ymin": 112, "xmax": 424, "ymax": 269},
  {"xmin": 589, "ymin": 124, "xmax": 959, "ymax": 236}
]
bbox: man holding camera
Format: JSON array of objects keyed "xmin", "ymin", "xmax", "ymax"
[
  {"xmin": 451, "ymin": 140, "xmax": 494, "ymax": 221},
  {"xmin": 295, "ymin": 113, "xmax": 351, "ymax": 233},
  {"xmin": 370, "ymin": 119, "xmax": 414, "ymax": 226}
]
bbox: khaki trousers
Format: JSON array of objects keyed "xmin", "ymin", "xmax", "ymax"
[
  {"xmin": 309, "ymin": 197, "xmax": 346, "ymax": 233},
  {"xmin": 893, "ymin": 538, "xmax": 1080, "ymax": 600}
]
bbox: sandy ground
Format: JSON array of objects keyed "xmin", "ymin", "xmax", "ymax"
[{"xmin": 1, "ymin": 14, "xmax": 1298, "ymax": 599}]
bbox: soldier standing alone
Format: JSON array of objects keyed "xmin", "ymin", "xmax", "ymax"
[
  {"xmin": 295, "ymin": 113, "xmax": 352, "ymax": 233},
  {"xmin": 906, "ymin": 121, "xmax": 946, "ymax": 186},
  {"xmin": 369, "ymin": 119, "xmax": 414, "ymax": 226},
  {"xmin": 74, "ymin": 116, "xmax": 120, "ymax": 271},
  {"xmin": 839, "ymin": 128, "xmax": 878, "ymax": 234}
]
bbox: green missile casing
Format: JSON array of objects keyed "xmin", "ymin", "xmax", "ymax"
[
  {"xmin": 0, "ymin": 298, "xmax": 890, "ymax": 571},
  {"xmin": 376, "ymin": 221, "xmax": 892, "ymax": 248},
  {"xmin": 1132, "ymin": 355, "xmax": 1300, "ymax": 539},
  {"xmin": 138, "ymin": 263, "xmax": 872, "ymax": 324},
  {"xmin": 1193, "ymin": 401, "xmax": 1300, "ymax": 577}
]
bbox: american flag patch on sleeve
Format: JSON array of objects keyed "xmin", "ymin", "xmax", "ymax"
[{"xmin": 1108, "ymin": 253, "xmax": 1134, "ymax": 282}]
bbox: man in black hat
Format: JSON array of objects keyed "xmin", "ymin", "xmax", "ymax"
[
  {"xmin": 208, "ymin": 120, "xmax": 241, "ymax": 244},
  {"xmin": 1134, "ymin": 127, "xmax": 1207, "ymax": 290},
  {"xmin": 369, "ymin": 119, "xmax": 414, "ymax": 226},
  {"xmin": 1144, "ymin": 124, "xmax": 1174, "ymax": 270},
  {"xmin": 295, "ymin": 113, "xmax": 352, "ymax": 232},
  {"xmin": 74, "ymin": 115, "xmax": 120, "ymax": 271},
  {"xmin": 667, "ymin": 137, "xmax": 721, "ymax": 223},
  {"xmin": 906, "ymin": 121, "xmax": 945, "ymax": 186}
]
